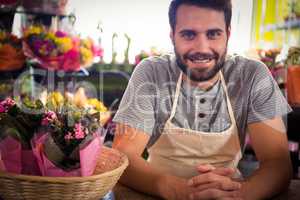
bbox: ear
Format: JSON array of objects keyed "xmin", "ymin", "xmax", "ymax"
[
  {"xmin": 170, "ymin": 30, "xmax": 175, "ymax": 44},
  {"xmin": 227, "ymin": 26, "xmax": 231, "ymax": 39}
]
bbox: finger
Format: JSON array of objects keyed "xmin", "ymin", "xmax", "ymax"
[
  {"xmin": 190, "ymin": 189, "xmax": 240, "ymax": 200},
  {"xmin": 219, "ymin": 179, "xmax": 241, "ymax": 191},
  {"xmin": 197, "ymin": 164, "xmax": 216, "ymax": 173},
  {"xmin": 188, "ymin": 172, "xmax": 231, "ymax": 187},
  {"xmin": 197, "ymin": 166, "xmax": 236, "ymax": 177},
  {"xmin": 195, "ymin": 182, "xmax": 221, "ymax": 191},
  {"xmin": 212, "ymin": 168, "xmax": 236, "ymax": 177},
  {"xmin": 193, "ymin": 176, "xmax": 241, "ymax": 191}
]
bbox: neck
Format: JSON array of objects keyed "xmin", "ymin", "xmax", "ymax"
[{"xmin": 182, "ymin": 73, "xmax": 220, "ymax": 91}]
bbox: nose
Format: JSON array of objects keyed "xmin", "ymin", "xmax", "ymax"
[{"xmin": 193, "ymin": 33, "xmax": 211, "ymax": 53}]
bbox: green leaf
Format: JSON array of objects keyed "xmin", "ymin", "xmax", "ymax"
[{"xmin": 0, "ymin": 115, "xmax": 29, "ymax": 147}]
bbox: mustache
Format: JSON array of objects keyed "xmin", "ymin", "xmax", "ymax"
[{"xmin": 183, "ymin": 53, "xmax": 218, "ymax": 61}]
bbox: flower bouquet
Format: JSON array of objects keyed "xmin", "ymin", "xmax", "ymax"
[
  {"xmin": 0, "ymin": 30, "xmax": 25, "ymax": 71},
  {"xmin": 79, "ymin": 37, "xmax": 103, "ymax": 68},
  {"xmin": 46, "ymin": 89, "xmax": 111, "ymax": 126},
  {"xmin": 0, "ymin": 93, "xmax": 108, "ymax": 177},
  {"xmin": 0, "ymin": 97, "xmax": 44, "ymax": 175},
  {"xmin": 135, "ymin": 47, "xmax": 162, "ymax": 65},
  {"xmin": 23, "ymin": 25, "xmax": 81, "ymax": 72},
  {"xmin": 0, "ymin": 30, "xmax": 26, "ymax": 100},
  {"xmin": 40, "ymin": 89, "xmax": 109, "ymax": 176},
  {"xmin": 257, "ymin": 48, "xmax": 281, "ymax": 69},
  {"xmin": 32, "ymin": 106, "xmax": 106, "ymax": 177},
  {"xmin": 257, "ymin": 48, "xmax": 285, "ymax": 87},
  {"xmin": 0, "ymin": 100, "xmax": 127, "ymax": 200},
  {"xmin": 23, "ymin": 25, "xmax": 103, "ymax": 72},
  {"xmin": 67, "ymin": 87, "xmax": 109, "ymax": 122}
]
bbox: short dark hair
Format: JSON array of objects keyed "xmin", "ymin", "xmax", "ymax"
[{"xmin": 168, "ymin": 0, "xmax": 232, "ymax": 31}]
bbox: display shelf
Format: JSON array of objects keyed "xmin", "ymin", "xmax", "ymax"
[
  {"xmin": 0, "ymin": 8, "xmax": 75, "ymax": 19},
  {"xmin": 262, "ymin": 18, "xmax": 300, "ymax": 32}
]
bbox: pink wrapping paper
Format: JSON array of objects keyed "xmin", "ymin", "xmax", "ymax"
[
  {"xmin": 32, "ymin": 133, "xmax": 103, "ymax": 177},
  {"xmin": 21, "ymin": 149, "xmax": 41, "ymax": 175},
  {"xmin": 0, "ymin": 150, "xmax": 6, "ymax": 171},
  {"xmin": 80, "ymin": 136, "xmax": 103, "ymax": 176},
  {"xmin": 0, "ymin": 136, "xmax": 21, "ymax": 173}
]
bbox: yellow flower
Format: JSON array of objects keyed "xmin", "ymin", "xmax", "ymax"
[
  {"xmin": 56, "ymin": 37, "xmax": 73, "ymax": 53},
  {"xmin": 81, "ymin": 38, "xmax": 92, "ymax": 49},
  {"xmin": 87, "ymin": 98, "xmax": 108, "ymax": 112},
  {"xmin": 80, "ymin": 47, "xmax": 93, "ymax": 65},
  {"xmin": 45, "ymin": 32, "xmax": 56, "ymax": 41},
  {"xmin": 0, "ymin": 31, "xmax": 7, "ymax": 41},
  {"xmin": 24, "ymin": 26, "xmax": 43, "ymax": 37},
  {"xmin": 38, "ymin": 45, "xmax": 49, "ymax": 56},
  {"xmin": 47, "ymin": 92, "xmax": 65, "ymax": 109}
]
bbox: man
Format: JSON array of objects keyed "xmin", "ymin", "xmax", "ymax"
[{"xmin": 112, "ymin": 0, "xmax": 292, "ymax": 199}]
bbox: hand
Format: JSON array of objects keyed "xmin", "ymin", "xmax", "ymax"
[
  {"xmin": 163, "ymin": 177, "xmax": 241, "ymax": 200},
  {"xmin": 160, "ymin": 175, "xmax": 196, "ymax": 200},
  {"xmin": 197, "ymin": 164, "xmax": 236, "ymax": 178},
  {"xmin": 187, "ymin": 164, "xmax": 242, "ymax": 200}
]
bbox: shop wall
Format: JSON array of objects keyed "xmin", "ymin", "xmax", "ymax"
[
  {"xmin": 66, "ymin": 0, "xmax": 254, "ymax": 63},
  {"xmin": 252, "ymin": 0, "xmax": 300, "ymax": 49}
]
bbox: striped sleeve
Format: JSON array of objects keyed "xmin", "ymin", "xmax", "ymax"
[
  {"xmin": 247, "ymin": 62, "xmax": 292, "ymax": 124},
  {"xmin": 113, "ymin": 59, "xmax": 157, "ymax": 135}
]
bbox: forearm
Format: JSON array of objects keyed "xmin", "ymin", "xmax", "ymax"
[
  {"xmin": 117, "ymin": 154, "xmax": 186, "ymax": 199},
  {"xmin": 112, "ymin": 124, "xmax": 189, "ymax": 199},
  {"xmin": 119, "ymin": 155, "xmax": 165, "ymax": 197},
  {"xmin": 240, "ymin": 158, "xmax": 292, "ymax": 200}
]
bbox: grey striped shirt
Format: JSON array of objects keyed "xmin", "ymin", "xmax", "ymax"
[{"xmin": 113, "ymin": 54, "xmax": 292, "ymax": 149}]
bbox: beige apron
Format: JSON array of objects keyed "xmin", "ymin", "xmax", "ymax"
[{"xmin": 147, "ymin": 72, "xmax": 242, "ymax": 178}]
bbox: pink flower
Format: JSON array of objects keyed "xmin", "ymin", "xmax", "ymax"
[
  {"xmin": 0, "ymin": 98, "xmax": 16, "ymax": 112},
  {"xmin": 0, "ymin": 104, "xmax": 5, "ymax": 113},
  {"xmin": 64, "ymin": 132, "xmax": 74, "ymax": 140},
  {"xmin": 55, "ymin": 31, "xmax": 68, "ymax": 38},
  {"xmin": 61, "ymin": 49, "xmax": 81, "ymax": 72},
  {"xmin": 92, "ymin": 44, "xmax": 103, "ymax": 57},
  {"xmin": 42, "ymin": 111, "xmax": 57, "ymax": 126},
  {"xmin": 74, "ymin": 123, "xmax": 85, "ymax": 139}
]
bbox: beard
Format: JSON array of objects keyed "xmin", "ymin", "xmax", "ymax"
[{"xmin": 175, "ymin": 48, "xmax": 227, "ymax": 82}]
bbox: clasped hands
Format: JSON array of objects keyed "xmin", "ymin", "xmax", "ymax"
[{"xmin": 177, "ymin": 164, "xmax": 244, "ymax": 200}]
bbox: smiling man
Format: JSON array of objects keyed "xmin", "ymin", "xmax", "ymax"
[{"xmin": 112, "ymin": 0, "xmax": 292, "ymax": 199}]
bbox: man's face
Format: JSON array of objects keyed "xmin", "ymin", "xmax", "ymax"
[{"xmin": 171, "ymin": 4, "xmax": 230, "ymax": 82}]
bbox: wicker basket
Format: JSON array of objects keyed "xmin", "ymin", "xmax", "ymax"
[{"xmin": 0, "ymin": 147, "xmax": 128, "ymax": 200}]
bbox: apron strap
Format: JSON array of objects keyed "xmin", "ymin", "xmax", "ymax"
[
  {"xmin": 219, "ymin": 72, "xmax": 237, "ymax": 125},
  {"xmin": 169, "ymin": 72, "xmax": 183, "ymax": 120}
]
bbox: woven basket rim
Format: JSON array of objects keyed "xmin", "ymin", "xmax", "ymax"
[{"xmin": 0, "ymin": 146, "xmax": 128, "ymax": 183}]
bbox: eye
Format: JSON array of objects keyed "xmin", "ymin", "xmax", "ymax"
[
  {"xmin": 207, "ymin": 30, "xmax": 222, "ymax": 40},
  {"xmin": 180, "ymin": 31, "xmax": 196, "ymax": 41}
]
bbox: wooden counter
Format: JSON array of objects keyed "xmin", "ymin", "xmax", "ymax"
[{"xmin": 113, "ymin": 180, "xmax": 300, "ymax": 200}]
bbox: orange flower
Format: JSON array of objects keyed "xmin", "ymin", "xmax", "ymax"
[{"xmin": 0, "ymin": 44, "xmax": 25, "ymax": 71}]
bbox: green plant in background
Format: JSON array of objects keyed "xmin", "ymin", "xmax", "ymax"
[
  {"xmin": 258, "ymin": 48, "xmax": 281, "ymax": 68},
  {"xmin": 111, "ymin": 33, "xmax": 118, "ymax": 65},
  {"xmin": 0, "ymin": 83, "xmax": 13, "ymax": 100},
  {"xmin": 288, "ymin": 0, "xmax": 300, "ymax": 18},
  {"xmin": 124, "ymin": 33, "xmax": 131, "ymax": 64},
  {"xmin": 285, "ymin": 47, "xmax": 300, "ymax": 66}
]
